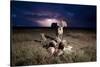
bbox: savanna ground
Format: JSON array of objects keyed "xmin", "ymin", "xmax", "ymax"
[{"xmin": 11, "ymin": 28, "xmax": 96, "ymax": 66}]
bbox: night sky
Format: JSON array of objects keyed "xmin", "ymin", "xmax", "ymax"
[{"xmin": 11, "ymin": 1, "xmax": 96, "ymax": 29}]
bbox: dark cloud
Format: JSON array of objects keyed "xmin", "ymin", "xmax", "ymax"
[{"xmin": 11, "ymin": 1, "xmax": 96, "ymax": 29}]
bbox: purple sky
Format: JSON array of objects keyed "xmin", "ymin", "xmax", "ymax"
[{"xmin": 11, "ymin": 1, "xmax": 96, "ymax": 29}]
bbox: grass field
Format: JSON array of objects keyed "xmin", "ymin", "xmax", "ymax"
[{"xmin": 11, "ymin": 28, "xmax": 96, "ymax": 66}]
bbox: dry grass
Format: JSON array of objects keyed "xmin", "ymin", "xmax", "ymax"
[{"xmin": 11, "ymin": 29, "xmax": 96, "ymax": 66}]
